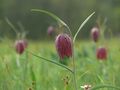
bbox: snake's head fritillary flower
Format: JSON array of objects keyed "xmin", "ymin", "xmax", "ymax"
[
  {"xmin": 91, "ymin": 26, "xmax": 100, "ymax": 42},
  {"xmin": 47, "ymin": 26, "xmax": 55, "ymax": 36},
  {"xmin": 96, "ymin": 46, "xmax": 107, "ymax": 60},
  {"xmin": 15, "ymin": 39, "xmax": 27, "ymax": 54},
  {"xmin": 55, "ymin": 33, "xmax": 73, "ymax": 59}
]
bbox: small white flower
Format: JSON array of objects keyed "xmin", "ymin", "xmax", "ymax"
[{"xmin": 80, "ymin": 84, "xmax": 92, "ymax": 90}]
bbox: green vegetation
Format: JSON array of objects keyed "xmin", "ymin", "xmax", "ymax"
[
  {"xmin": 0, "ymin": 0, "xmax": 120, "ymax": 90},
  {"xmin": 0, "ymin": 39, "xmax": 120, "ymax": 90}
]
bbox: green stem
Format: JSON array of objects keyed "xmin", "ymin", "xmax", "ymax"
[
  {"xmin": 91, "ymin": 85, "xmax": 120, "ymax": 90},
  {"xmin": 65, "ymin": 25, "xmax": 73, "ymax": 37},
  {"xmin": 29, "ymin": 51, "xmax": 73, "ymax": 73},
  {"xmin": 73, "ymin": 68, "xmax": 78, "ymax": 90},
  {"xmin": 72, "ymin": 45, "xmax": 78, "ymax": 90},
  {"xmin": 16, "ymin": 54, "xmax": 21, "ymax": 67}
]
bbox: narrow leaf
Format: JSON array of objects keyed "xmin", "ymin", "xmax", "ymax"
[
  {"xmin": 91, "ymin": 85, "xmax": 120, "ymax": 90},
  {"xmin": 29, "ymin": 51, "xmax": 73, "ymax": 73},
  {"xmin": 31, "ymin": 9, "xmax": 66, "ymax": 27},
  {"xmin": 73, "ymin": 12, "xmax": 95, "ymax": 43},
  {"xmin": 31, "ymin": 9, "xmax": 72, "ymax": 36},
  {"xmin": 5, "ymin": 17, "xmax": 18, "ymax": 34},
  {"xmin": 97, "ymin": 74, "xmax": 104, "ymax": 84}
]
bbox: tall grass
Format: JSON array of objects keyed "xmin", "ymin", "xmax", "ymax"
[{"xmin": 0, "ymin": 39, "xmax": 120, "ymax": 90}]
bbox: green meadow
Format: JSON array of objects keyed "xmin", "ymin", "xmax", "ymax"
[{"xmin": 0, "ymin": 38, "xmax": 120, "ymax": 90}]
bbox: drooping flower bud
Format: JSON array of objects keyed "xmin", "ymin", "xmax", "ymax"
[
  {"xmin": 91, "ymin": 26, "xmax": 100, "ymax": 42},
  {"xmin": 15, "ymin": 39, "xmax": 27, "ymax": 54},
  {"xmin": 96, "ymin": 46, "xmax": 107, "ymax": 60},
  {"xmin": 55, "ymin": 34, "xmax": 73, "ymax": 59},
  {"xmin": 47, "ymin": 26, "xmax": 55, "ymax": 36}
]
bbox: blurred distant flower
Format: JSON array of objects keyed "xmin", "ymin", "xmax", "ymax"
[
  {"xmin": 15, "ymin": 39, "xmax": 28, "ymax": 54},
  {"xmin": 55, "ymin": 33, "xmax": 72, "ymax": 59},
  {"xmin": 96, "ymin": 46, "xmax": 107, "ymax": 60},
  {"xmin": 47, "ymin": 26, "xmax": 55, "ymax": 36},
  {"xmin": 91, "ymin": 26, "xmax": 100, "ymax": 42}
]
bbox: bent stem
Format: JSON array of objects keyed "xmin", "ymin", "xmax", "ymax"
[{"xmin": 31, "ymin": 9, "xmax": 72, "ymax": 36}]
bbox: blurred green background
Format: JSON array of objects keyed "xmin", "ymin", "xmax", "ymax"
[
  {"xmin": 0, "ymin": 0, "xmax": 120, "ymax": 40},
  {"xmin": 0, "ymin": 1, "xmax": 120, "ymax": 90}
]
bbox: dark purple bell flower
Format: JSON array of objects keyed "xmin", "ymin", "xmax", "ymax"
[
  {"xmin": 55, "ymin": 34, "xmax": 73, "ymax": 59},
  {"xmin": 96, "ymin": 46, "xmax": 107, "ymax": 60}
]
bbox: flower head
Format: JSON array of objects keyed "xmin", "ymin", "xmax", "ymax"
[
  {"xmin": 55, "ymin": 33, "xmax": 73, "ymax": 59},
  {"xmin": 47, "ymin": 26, "xmax": 55, "ymax": 36},
  {"xmin": 15, "ymin": 39, "xmax": 27, "ymax": 54},
  {"xmin": 96, "ymin": 46, "xmax": 107, "ymax": 60},
  {"xmin": 91, "ymin": 26, "xmax": 99, "ymax": 42}
]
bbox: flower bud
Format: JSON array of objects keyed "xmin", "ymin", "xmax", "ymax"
[
  {"xmin": 91, "ymin": 26, "xmax": 99, "ymax": 42},
  {"xmin": 15, "ymin": 39, "xmax": 27, "ymax": 54},
  {"xmin": 55, "ymin": 34, "xmax": 72, "ymax": 59},
  {"xmin": 47, "ymin": 26, "xmax": 55, "ymax": 36},
  {"xmin": 96, "ymin": 46, "xmax": 107, "ymax": 60}
]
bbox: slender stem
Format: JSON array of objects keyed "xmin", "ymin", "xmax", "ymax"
[
  {"xmin": 72, "ymin": 62, "xmax": 78, "ymax": 90},
  {"xmin": 58, "ymin": 24, "xmax": 72, "ymax": 38},
  {"xmin": 23, "ymin": 51, "xmax": 28, "ymax": 84},
  {"xmin": 72, "ymin": 44, "xmax": 78, "ymax": 90},
  {"xmin": 16, "ymin": 54, "xmax": 21, "ymax": 67},
  {"xmin": 66, "ymin": 25, "xmax": 73, "ymax": 37}
]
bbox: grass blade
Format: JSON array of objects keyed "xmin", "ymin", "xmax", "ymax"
[
  {"xmin": 91, "ymin": 85, "xmax": 120, "ymax": 90},
  {"xmin": 97, "ymin": 74, "xmax": 104, "ymax": 84},
  {"xmin": 29, "ymin": 51, "xmax": 73, "ymax": 73},
  {"xmin": 30, "ymin": 66, "xmax": 36, "ymax": 90},
  {"xmin": 78, "ymin": 71, "xmax": 89, "ymax": 80},
  {"xmin": 73, "ymin": 12, "xmax": 95, "ymax": 43}
]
